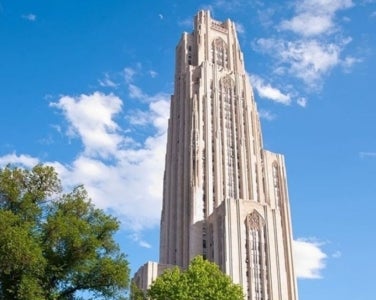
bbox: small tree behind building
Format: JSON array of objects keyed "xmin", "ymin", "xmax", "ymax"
[{"xmin": 148, "ymin": 256, "xmax": 244, "ymax": 300}]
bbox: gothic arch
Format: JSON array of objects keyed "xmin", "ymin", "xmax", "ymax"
[
  {"xmin": 211, "ymin": 37, "xmax": 229, "ymax": 68},
  {"xmin": 245, "ymin": 209, "xmax": 265, "ymax": 230},
  {"xmin": 244, "ymin": 209, "xmax": 269, "ymax": 300}
]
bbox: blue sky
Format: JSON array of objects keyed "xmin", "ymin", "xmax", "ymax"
[{"xmin": 1, "ymin": 0, "xmax": 375, "ymax": 299}]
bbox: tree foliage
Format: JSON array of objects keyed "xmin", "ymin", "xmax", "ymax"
[
  {"xmin": 129, "ymin": 281, "xmax": 146, "ymax": 300},
  {"xmin": 0, "ymin": 164, "xmax": 129, "ymax": 300},
  {"xmin": 148, "ymin": 256, "xmax": 244, "ymax": 300}
]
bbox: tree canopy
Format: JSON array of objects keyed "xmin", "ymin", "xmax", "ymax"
[
  {"xmin": 0, "ymin": 164, "xmax": 129, "ymax": 300},
  {"xmin": 148, "ymin": 256, "xmax": 244, "ymax": 300}
]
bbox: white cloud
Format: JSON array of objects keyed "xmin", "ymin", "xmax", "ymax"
[
  {"xmin": 280, "ymin": 14, "xmax": 334, "ymax": 37},
  {"xmin": 297, "ymin": 97, "xmax": 307, "ymax": 107},
  {"xmin": 250, "ymin": 74, "xmax": 291, "ymax": 105},
  {"xmin": 252, "ymin": 0, "xmax": 359, "ymax": 93},
  {"xmin": 22, "ymin": 13, "xmax": 36, "ymax": 21},
  {"xmin": 0, "ymin": 87, "xmax": 170, "ymax": 238},
  {"xmin": 149, "ymin": 99, "xmax": 170, "ymax": 133},
  {"xmin": 293, "ymin": 238, "xmax": 327, "ymax": 279},
  {"xmin": 0, "ymin": 153, "xmax": 39, "ymax": 168},
  {"xmin": 127, "ymin": 110, "xmax": 150, "ymax": 126},
  {"xmin": 130, "ymin": 233, "xmax": 152, "ymax": 249},
  {"xmin": 149, "ymin": 70, "xmax": 158, "ymax": 78},
  {"xmin": 50, "ymin": 92, "xmax": 123, "ymax": 158},
  {"xmin": 0, "ymin": 89, "xmax": 170, "ymax": 238},
  {"xmin": 139, "ymin": 241, "xmax": 152, "ymax": 248},
  {"xmin": 341, "ymin": 56, "xmax": 362, "ymax": 72},
  {"xmin": 255, "ymin": 38, "xmax": 344, "ymax": 87},
  {"xmin": 48, "ymin": 91, "xmax": 169, "ymax": 232},
  {"xmin": 279, "ymin": 0, "xmax": 353, "ymax": 36},
  {"xmin": 295, "ymin": 0, "xmax": 353, "ymax": 15},
  {"xmin": 126, "ymin": 97, "xmax": 169, "ymax": 134}
]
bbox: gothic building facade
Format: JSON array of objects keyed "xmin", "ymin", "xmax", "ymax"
[{"xmin": 134, "ymin": 10, "xmax": 298, "ymax": 300}]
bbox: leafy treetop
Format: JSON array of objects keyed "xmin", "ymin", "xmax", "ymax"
[
  {"xmin": 0, "ymin": 164, "xmax": 129, "ymax": 300},
  {"xmin": 147, "ymin": 256, "xmax": 244, "ymax": 300}
]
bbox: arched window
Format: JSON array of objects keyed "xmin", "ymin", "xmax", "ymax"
[
  {"xmin": 211, "ymin": 38, "xmax": 228, "ymax": 68},
  {"xmin": 245, "ymin": 210, "xmax": 269, "ymax": 300}
]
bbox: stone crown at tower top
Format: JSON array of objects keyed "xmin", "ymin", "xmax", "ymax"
[
  {"xmin": 177, "ymin": 9, "xmax": 244, "ymax": 76},
  {"xmin": 194, "ymin": 10, "xmax": 233, "ymax": 33}
]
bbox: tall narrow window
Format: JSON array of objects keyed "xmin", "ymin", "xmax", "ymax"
[
  {"xmin": 220, "ymin": 76, "xmax": 237, "ymax": 199},
  {"xmin": 245, "ymin": 210, "xmax": 269, "ymax": 300},
  {"xmin": 272, "ymin": 162, "xmax": 282, "ymax": 209},
  {"xmin": 212, "ymin": 38, "xmax": 228, "ymax": 68}
]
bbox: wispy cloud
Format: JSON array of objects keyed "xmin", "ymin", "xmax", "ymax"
[
  {"xmin": 212, "ymin": 0, "xmax": 246, "ymax": 12},
  {"xmin": 279, "ymin": 0, "xmax": 353, "ymax": 37},
  {"xmin": 359, "ymin": 152, "xmax": 376, "ymax": 158},
  {"xmin": 98, "ymin": 73, "xmax": 118, "ymax": 88},
  {"xmin": 293, "ymin": 238, "xmax": 327, "ymax": 279},
  {"xmin": 258, "ymin": 109, "xmax": 276, "ymax": 121},
  {"xmin": 124, "ymin": 67, "xmax": 166, "ymax": 103},
  {"xmin": 22, "ymin": 13, "xmax": 37, "ymax": 21},
  {"xmin": 124, "ymin": 67, "xmax": 136, "ymax": 84},
  {"xmin": 341, "ymin": 56, "xmax": 363, "ymax": 72},
  {"xmin": 256, "ymin": 6, "xmax": 277, "ymax": 29},
  {"xmin": 254, "ymin": 38, "xmax": 347, "ymax": 88},
  {"xmin": 149, "ymin": 70, "xmax": 158, "ymax": 78},
  {"xmin": 297, "ymin": 97, "xmax": 307, "ymax": 107},
  {"xmin": 130, "ymin": 233, "xmax": 152, "ymax": 249},
  {"xmin": 235, "ymin": 22, "xmax": 245, "ymax": 34},
  {"xmin": 332, "ymin": 250, "xmax": 342, "ymax": 258},
  {"xmin": 126, "ymin": 110, "xmax": 150, "ymax": 127},
  {"xmin": 252, "ymin": 0, "xmax": 359, "ymax": 91},
  {"xmin": 129, "ymin": 84, "xmax": 148, "ymax": 100},
  {"xmin": 250, "ymin": 74, "xmax": 291, "ymax": 105},
  {"xmin": 178, "ymin": 17, "xmax": 193, "ymax": 28}
]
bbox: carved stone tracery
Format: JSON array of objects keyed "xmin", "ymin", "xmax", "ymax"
[
  {"xmin": 221, "ymin": 75, "xmax": 234, "ymax": 89},
  {"xmin": 212, "ymin": 38, "xmax": 228, "ymax": 68},
  {"xmin": 246, "ymin": 210, "xmax": 265, "ymax": 230}
]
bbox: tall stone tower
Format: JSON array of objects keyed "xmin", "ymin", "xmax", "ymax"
[{"xmin": 135, "ymin": 10, "xmax": 298, "ymax": 300}]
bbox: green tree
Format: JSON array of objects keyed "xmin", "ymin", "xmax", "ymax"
[
  {"xmin": 148, "ymin": 256, "xmax": 244, "ymax": 300},
  {"xmin": 129, "ymin": 281, "xmax": 147, "ymax": 300},
  {"xmin": 0, "ymin": 164, "xmax": 129, "ymax": 300}
]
